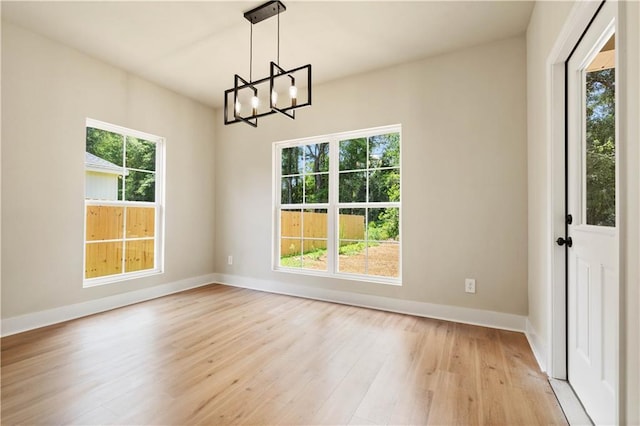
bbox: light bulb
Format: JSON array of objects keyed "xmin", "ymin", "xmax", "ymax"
[
  {"xmin": 234, "ymin": 99, "xmax": 241, "ymax": 114},
  {"xmin": 251, "ymin": 95, "xmax": 259, "ymax": 116},
  {"xmin": 289, "ymin": 85, "xmax": 298, "ymax": 107},
  {"xmin": 271, "ymin": 90, "xmax": 278, "ymax": 107}
]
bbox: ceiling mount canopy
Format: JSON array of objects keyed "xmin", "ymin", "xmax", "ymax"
[
  {"xmin": 244, "ymin": 0, "xmax": 286, "ymax": 24},
  {"xmin": 224, "ymin": 0, "xmax": 312, "ymax": 128}
]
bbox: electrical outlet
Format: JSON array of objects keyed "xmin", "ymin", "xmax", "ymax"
[
  {"xmin": 465, "ymin": 278, "xmax": 476, "ymax": 294},
  {"xmin": 228, "ymin": 255, "xmax": 233, "ymax": 265}
]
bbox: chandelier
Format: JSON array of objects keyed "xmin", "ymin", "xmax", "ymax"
[{"xmin": 224, "ymin": 1, "xmax": 312, "ymax": 127}]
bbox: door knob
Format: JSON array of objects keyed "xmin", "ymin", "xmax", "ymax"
[{"xmin": 556, "ymin": 236, "xmax": 573, "ymax": 247}]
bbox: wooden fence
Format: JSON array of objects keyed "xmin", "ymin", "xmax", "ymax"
[
  {"xmin": 85, "ymin": 205, "xmax": 155, "ymax": 278},
  {"xmin": 280, "ymin": 211, "xmax": 364, "ymax": 256}
]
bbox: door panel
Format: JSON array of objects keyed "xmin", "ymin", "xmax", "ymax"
[
  {"xmin": 566, "ymin": 2, "xmax": 618, "ymax": 424},
  {"xmin": 575, "ymin": 258, "xmax": 590, "ymax": 360}
]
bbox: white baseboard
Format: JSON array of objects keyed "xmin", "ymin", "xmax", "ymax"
[
  {"xmin": 214, "ymin": 273, "xmax": 527, "ymax": 332},
  {"xmin": 2, "ymin": 273, "xmax": 529, "ymax": 338},
  {"xmin": 1, "ymin": 273, "xmax": 216, "ymax": 337},
  {"xmin": 525, "ymin": 318, "xmax": 548, "ymax": 373}
]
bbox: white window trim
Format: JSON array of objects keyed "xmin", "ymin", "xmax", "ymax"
[
  {"xmin": 272, "ymin": 124, "xmax": 402, "ymax": 285},
  {"xmin": 83, "ymin": 118, "xmax": 166, "ymax": 287}
]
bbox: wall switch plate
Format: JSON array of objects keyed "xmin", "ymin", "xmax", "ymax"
[
  {"xmin": 465, "ymin": 278, "xmax": 476, "ymax": 294},
  {"xmin": 228, "ymin": 255, "xmax": 233, "ymax": 265}
]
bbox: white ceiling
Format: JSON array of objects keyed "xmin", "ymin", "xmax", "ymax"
[{"xmin": 2, "ymin": 1, "xmax": 534, "ymax": 108}]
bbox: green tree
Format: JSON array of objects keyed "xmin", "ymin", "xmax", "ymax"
[
  {"xmin": 86, "ymin": 128, "xmax": 123, "ymax": 166},
  {"xmin": 281, "ymin": 146, "xmax": 303, "ymax": 204},
  {"xmin": 368, "ymin": 133, "xmax": 400, "ymax": 240},
  {"xmin": 125, "ymin": 137, "xmax": 156, "ymax": 202},
  {"xmin": 585, "ymin": 68, "xmax": 615, "ymax": 226},
  {"xmin": 338, "ymin": 133, "xmax": 400, "ymax": 240},
  {"xmin": 339, "ymin": 138, "xmax": 367, "ymax": 203},
  {"xmin": 86, "ymin": 128, "xmax": 156, "ymax": 202},
  {"xmin": 304, "ymin": 143, "xmax": 329, "ymax": 204},
  {"xmin": 281, "ymin": 143, "xmax": 328, "ymax": 205}
]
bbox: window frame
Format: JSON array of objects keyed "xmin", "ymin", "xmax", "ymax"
[
  {"xmin": 273, "ymin": 124, "xmax": 402, "ymax": 285},
  {"xmin": 83, "ymin": 118, "xmax": 165, "ymax": 287}
]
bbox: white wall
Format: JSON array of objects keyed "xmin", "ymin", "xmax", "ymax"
[
  {"xmin": 620, "ymin": 1, "xmax": 640, "ymax": 422},
  {"xmin": 1, "ymin": 22, "xmax": 216, "ymax": 319},
  {"xmin": 215, "ymin": 36, "xmax": 528, "ymax": 318}
]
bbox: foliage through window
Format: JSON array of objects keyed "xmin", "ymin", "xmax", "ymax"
[
  {"xmin": 585, "ymin": 36, "xmax": 615, "ymax": 227},
  {"xmin": 275, "ymin": 125, "xmax": 401, "ymax": 283},
  {"xmin": 84, "ymin": 119, "xmax": 164, "ymax": 285}
]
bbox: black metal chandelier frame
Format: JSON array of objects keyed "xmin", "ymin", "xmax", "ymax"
[{"xmin": 223, "ymin": 0, "xmax": 312, "ymax": 127}]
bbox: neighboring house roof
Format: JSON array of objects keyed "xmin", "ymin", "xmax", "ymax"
[{"xmin": 85, "ymin": 152, "xmax": 128, "ymax": 176}]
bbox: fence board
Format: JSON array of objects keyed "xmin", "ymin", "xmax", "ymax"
[
  {"xmin": 280, "ymin": 211, "xmax": 364, "ymax": 257},
  {"xmin": 125, "ymin": 240, "xmax": 155, "ymax": 272},
  {"xmin": 86, "ymin": 206, "xmax": 123, "ymax": 241},
  {"xmin": 85, "ymin": 242, "xmax": 122, "ymax": 279},
  {"xmin": 339, "ymin": 214, "xmax": 365, "ymax": 241},
  {"xmin": 126, "ymin": 207, "xmax": 155, "ymax": 238},
  {"xmin": 85, "ymin": 204, "xmax": 156, "ymax": 279}
]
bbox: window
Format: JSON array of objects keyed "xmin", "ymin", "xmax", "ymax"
[
  {"xmin": 274, "ymin": 125, "xmax": 401, "ymax": 284},
  {"xmin": 84, "ymin": 119, "xmax": 164, "ymax": 286}
]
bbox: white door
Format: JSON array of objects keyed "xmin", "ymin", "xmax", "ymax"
[{"xmin": 566, "ymin": 2, "xmax": 618, "ymax": 424}]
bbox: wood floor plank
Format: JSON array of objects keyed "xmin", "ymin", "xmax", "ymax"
[{"xmin": 1, "ymin": 284, "xmax": 568, "ymax": 425}]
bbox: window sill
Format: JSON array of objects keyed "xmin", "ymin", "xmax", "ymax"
[
  {"xmin": 83, "ymin": 269, "xmax": 164, "ymax": 288},
  {"xmin": 273, "ymin": 266, "xmax": 402, "ymax": 286}
]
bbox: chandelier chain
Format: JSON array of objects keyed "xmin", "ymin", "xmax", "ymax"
[{"xmin": 250, "ymin": 23, "xmax": 253, "ymax": 82}]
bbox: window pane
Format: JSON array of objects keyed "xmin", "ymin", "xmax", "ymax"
[
  {"xmin": 367, "ymin": 241, "xmax": 399, "ymax": 278},
  {"xmin": 126, "ymin": 207, "xmax": 155, "ymax": 238},
  {"xmin": 368, "ymin": 169, "xmax": 400, "ymax": 202},
  {"xmin": 303, "ymin": 239, "xmax": 327, "ymax": 252},
  {"xmin": 86, "ymin": 127, "xmax": 123, "ymax": 167},
  {"xmin": 304, "ymin": 143, "xmax": 329, "ymax": 173},
  {"xmin": 125, "ymin": 239, "xmax": 155, "ymax": 273},
  {"xmin": 369, "ymin": 133, "xmax": 400, "ymax": 168},
  {"xmin": 281, "ymin": 209, "xmax": 302, "ymax": 238},
  {"xmin": 304, "ymin": 173, "xmax": 329, "ymax": 203},
  {"xmin": 338, "ymin": 240, "xmax": 366, "ymax": 274},
  {"xmin": 302, "ymin": 238, "xmax": 328, "ymax": 270},
  {"xmin": 126, "ymin": 137, "xmax": 156, "ymax": 171},
  {"xmin": 86, "ymin": 128, "xmax": 125, "ymax": 201},
  {"xmin": 85, "ymin": 242, "xmax": 123, "ymax": 278},
  {"xmin": 585, "ymin": 35, "xmax": 615, "ymax": 227},
  {"xmin": 281, "ymin": 255, "xmax": 303, "ymax": 268},
  {"xmin": 368, "ymin": 208, "xmax": 400, "ymax": 241},
  {"xmin": 281, "ymin": 237, "xmax": 301, "ymax": 257},
  {"xmin": 300, "ymin": 210, "xmax": 328, "ymax": 270},
  {"xmin": 86, "ymin": 206, "xmax": 123, "ymax": 241},
  {"xmin": 282, "ymin": 146, "xmax": 304, "ymax": 176},
  {"xmin": 281, "ymin": 176, "xmax": 303, "ymax": 204},
  {"xmin": 339, "ymin": 208, "xmax": 366, "ymax": 240},
  {"xmin": 337, "ymin": 207, "xmax": 367, "ymax": 272},
  {"xmin": 339, "ymin": 138, "xmax": 367, "ymax": 171},
  {"xmin": 302, "ymin": 241, "xmax": 328, "ymax": 271},
  {"xmin": 280, "ymin": 238, "xmax": 302, "ymax": 268},
  {"xmin": 303, "ymin": 210, "xmax": 328, "ymax": 238},
  {"xmin": 125, "ymin": 170, "xmax": 156, "ymax": 202},
  {"xmin": 339, "ymin": 171, "xmax": 367, "ymax": 202}
]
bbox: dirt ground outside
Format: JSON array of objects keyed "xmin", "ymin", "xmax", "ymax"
[{"xmin": 288, "ymin": 241, "xmax": 399, "ymax": 277}]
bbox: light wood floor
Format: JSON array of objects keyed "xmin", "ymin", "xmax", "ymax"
[{"xmin": 1, "ymin": 285, "xmax": 567, "ymax": 425}]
